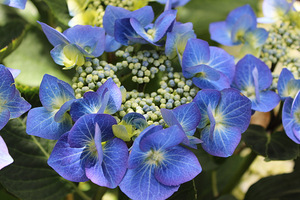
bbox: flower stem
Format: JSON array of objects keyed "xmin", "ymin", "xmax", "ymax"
[{"xmin": 211, "ymin": 170, "xmax": 219, "ymax": 197}]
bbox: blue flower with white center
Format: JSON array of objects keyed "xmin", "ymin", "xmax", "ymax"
[
  {"xmin": 277, "ymin": 68, "xmax": 300, "ymax": 100},
  {"xmin": 112, "ymin": 112, "xmax": 148, "ymax": 141},
  {"xmin": 119, "ymin": 125, "xmax": 202, "ymax": 200},
  {"xmin": 0, "ymin": 65, "xmax": 31, "ymax": 130},
  {"xmin": 161, "ymin": 102, "xmax": 202, "ymax": 149},
  {"xmin": 48, "ymin": 114, "xmax": 128, "ymax": 188},
  {"xmin": 258, "ymin": 0, "xmax": 296, "ymax": 23},
  {"xmin": 165, "ymin": 22, "xmax": 196, "ymax": 62},
  {"xmin": 0, "ymin": 0, "xmax": 27, "ymax": 9},
  {"xmin": 38, "ymin": 21, "xmax": 105, "ymax": 69},
  {"xmin": 155, "ymin": 0, "xmax": 191, "ymax": 8},
  {"xmin": 232, "ymin": 54, "xmax": 280, "ymax": 112},
  {"xmin": 209, "ymin": 5, "xmax": 268, "ymax": 48},
  {"xmin": 0, "ymin": 65, "xmax": 31, "ymax": 169},
  {"xmin": 193, "ymin": 88, "xmax": 252, "ymax": 157},
  {"xmin": 70, "ymin": 78, "xmax": 122, "ymax": 121},
  {"xmin": 181, "ymin": 38, "xmax": 235, "ymax": 90},
  {"xmin": 282, "ymin": 91, "xmax": 300, "ymax": 144},
  {"xmin": 26, "ymin": 74, "xmax": 75, "ymax": 140}
]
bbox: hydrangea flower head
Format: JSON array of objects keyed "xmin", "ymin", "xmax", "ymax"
[
  {"xmin": 0, "ymin": 0, "xmax": 27, "ymax": 9},
  {"xmin": 233, "ymin": 54, "xmax": 280, "ymax": 112},
  {"xmin": 181, "ymin": 38, "xmax": 235, "ymax": 90},
  {"xmin": 277, "ymin": 68, "xmax": 300, "ymax": 100},
  {"xmin": 209, "ymin": 5, "xmax": 268, "ymax": 48},
  {"xmin": 258, "ymin": 0, "xmax": 296, "ymax": 23},
  {"xmin": 48, "ymin": 114, "xmax": 128, "ymax": 188},
  {"xmin": 26, "ymin": 74, "xmax": 75, "ymax": 140},
  {"xmin": 282, "ymin": 91, "xmax": 300, "ymax": 144},
  {"xmin": 119, "ymin": 125, "xmax": 202, "ymax": 200},
  {"xmin": 38, "ymin": 21, "xmax": 105, "ymax": 69},
  {"xmin": 193, "ymin": 88, "xmax": 252, "ymax": 157}
]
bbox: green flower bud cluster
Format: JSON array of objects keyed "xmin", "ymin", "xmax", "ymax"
[
  {"xmin": 260, "ymin": 21, "xmax": 300, "ymax": 66},
  {"xmin": 72, "ymin": 58, "xmax": 121, "ymax": 98},
  {"xmin": 115, "ymin": 46, "xmax": 172, "ymax": 84}
]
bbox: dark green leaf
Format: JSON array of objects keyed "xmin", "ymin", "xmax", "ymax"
[
  {"xmin": 168, "ymin": 180, "xmax": 197, "ymax": 200},
  {"xmin": 0, "ymin": 119, "xmax": 73, "ymax": 200},
  {"xmin": 217, "ymin": 194, "xmax": 237, "ymax": 200},
  {"xmin": 244, "ymin": 172, "xmax": 300, "ymax": 200},
  {"xmin": 243, "ymin": 125, "xmax": 299, "ymax": 160},
  {"xmin": 3, "ymin": 26, "xmax": 72, "ymax": 87},
  {"xmin": 16, "ymin": 83, "xmax": 41, "ymax": 108},
  {"xmin": 0, "ymin": 20, "xmax": 28, "ymax": 62},
  {"xmin": 42, "ymin": 0, "xmax": 71, "ymax": 26}
]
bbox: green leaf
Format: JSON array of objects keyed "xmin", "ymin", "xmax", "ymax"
[
  {"xmin": 16, "ymin": 83, "xmax": 41, "ymax": 108},
  {"xmin": 3, "ymin": 26, "xmax": 72, "ymax": 87},
  {"xmin": 242, "ymin": 125, "xmax": 299, "ymax": 160},
  {"xmin": 42, "ymin": 0, "xmax": 71, "ymax": 26},
  {"xmin": 0, "ymin": 20, "xmax": 28, "ymax": 62},
  {"xmin": 168, "ymin": 180, "xmax": 197, "ymax": 200},
  {"xmin": 217, "ymin": 194, "xmax": 237, "ymax": 200},
  {"xmin": 0, "ymin": 119, "xmax": 73, "ymax": 200},
  {"xmin": 244, "ymin": 172, "xmax": 300, "ymax": 200}
]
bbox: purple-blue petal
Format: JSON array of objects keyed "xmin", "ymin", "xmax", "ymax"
[
  {"xmin": 192, "ymin": 71, "xmax": 231, "ymax": 90},
  {"xmin": 0, "ymin": 65, "xmax": 16, "ymax": 102},
  {"xmin": 154, "ymin": 145, "xmax": 201, "ymax": 186},
  {"xmin": 0, "ymin": 109, "xmax": 10, "ymax": 131},
  {"xmin": 68, "ymin": 114, "xmax": 116, "ymax": 148},
  {"xmin": 127, "ymin": 6, "xmax": 154, "ymax": 27},
  {"xmin": 201, "ymin": 125, "xmax": 241, "ymax": 157},
  {"xmin": 114, "ymin": 18, "xmax": 139, "ymax": 46},
  {"xmin": 54, "ymin": 99, "xmax": 76, "ymax": 122},
  {"xmin": 47, "ymin": 132, "xmax": 89, "ymax": 182},
  {"xmin": 278, "ymin": 68, "xmax": 300, "ymax": 99},
  {"xmin": 251, "ymin": 90, "xmax": 280, "ymax": 112},
  {"xmin": 38, "ymin": 21, "xmax": 70, "ymax": 47},
  {"xmin": 0, "ymin": 136, "xmax": 13, "ymax": 170},
  {"xmin": 226, "ymin": 5, "xmax": 256, "ymax": 30},
  {"xmin": 291, "ymin": 91, "xmax": 300, "ymax": 116},
  {"xmin": 119, "ymin": 164, "xmax": 180, "ymax": 200},
  {"xmin": 26, "ymin": 107, "xmax": 72, "ymax": 140},
  {"xmin": 184, "ymin": 64, "xmax": 220, "ymax": 80},
  {"xmin": 2, "ymin": 0, "xmax": 27, "ymax": 9},
  {"xmin": 85, "ymin": 138, "xmax": 128, "ymax": 188},
  {"xmin": 209, "ymin": 21, "xmax": 234, "ymax": 46},
  {"xmin": 282, "ymin": 97, "xmax": 300, "ymax": 143},
  {"xmin": 105, "ymin": 34, "xmax": 122, "ymax": 52}
]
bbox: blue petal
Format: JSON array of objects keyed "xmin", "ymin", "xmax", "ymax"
[
  {"xmin": 139, "ymin": 125, "xmax": 186, "ymax": 152},
  {"xmin": 278, "ymin": 68, "xmax": 300, "ymax": 99},
  {"xmin": 201, "ymin": 125, "xmax": 241, "ymax": 157},
  {"xmin": 231, "ymin": 14, "xmax": 256, "ymax": 44},
  {"xmin": 0, "ymin": 136, "xmax": 13, "ymax": 170},
  {"xmin": 282, "ymin": 97, "xmax": 300, "ymax": 143},
  {"xmin": 119, "ymin": 164, "xmax": 180, "ymax": 200},
  {"xmin": 244, "ymin": 28, "xmax": 269, "ymax": 48},
  {"xmin": 68, "ymin": 114, "xmax": 116, "ymax": 148},
  {"xmin": 6, "ymin": 67, "xmax": 20, "ymax": 79},
  {"xmin": 184, "ymin": 64, "xmax": 220, "ymax": 80},
  {"xmin": 105, "ymin": 34, "xmax": 122, "ymax": 52},
  {"xmin": 39, "ymin": 74, "xmax": 75, "ymax": 111},
  {"xmin": 70, "ymin": 92, "xmax": 102, "ymax": 121},
  {"xmin": 251, "ymin": 91, "xmax": 280, "ymax": 112},
  {"xmin": 26, "ymin": 107, "xmax": 72, "ymax": 140},
  {"xmin": 54, "ymin": 99, "xmax": 76, "ymax": 122},
  {"xmin": 3, "ymin": 0, "xmax": 27, "ymax": 9},
  {"xmin": 291, "ymin": 91, "xmax": 300, "ymax": 116},
  {"xmin": 192, "ymin": 71, "xmax": 231, "ymax": 90},
  {"xmin": 207, "ymin": 47, "xmax": 235, "ymax": 82},
  {"xmin": 226, "ymin": 5, "xmax": 256, "ymax": 30},
  {"xmin": 63, "ymin": 25, "xmax": 106, "ymax": 57},
  {"xmin": 154, "ymin": 145, "xmax": 201, "ymax": 186},
  {"xmin": 38, "ymin": 21, "xmax": 70, "ymax": 47},
  {"xmin": 114, "ymin": 18, "xmax": 139, "ymax": 45},
  {"xmin": 102, "ymin": 5, "xmax": 131, "ymax": 36},
  {"xmin": 0, "ymin": 65, "xmax": 16, "ymax": 102},
  {"xmin": 152, "ymin": 10, "xmax": 177, "ymax": 42},
  {"xmin": 96, "ymin": 78, "xmax": 122, "ymax": 115},
  {"xmin": 123, "ymin": 112, "xmax": 147, "ymax": 129},
  {"xmin": 127, "ymin": 6, "xmax": 154, "ymax": 27},
  {"xmin": 182, "ymin": 38, "xmax": 210, "ymax": 75},
  {"xmin": 85, "ymin": 138, "xmax": 128, "ymax": 188},
  {"xmin": 234, "ymin": 54, "xmax": 272, "ymax": 91},
  {"xmin": 156, "ymin": 0, "xmax": 190, "ymax": 7},
  {"xmin": 193, "ymin": 89, "xmax": 221, "ymax": 129},
  {"xmin": 217, "ymin": 88, "xmax": 252, "ymax": 133},
  {"xmin": 50, "ymin": 44, "xmax": 65, "ymax": 66},
  {"xmin": 209, "ymin": 21, "xmax": 234, "ymax": 46},
  {"xmin": 47, "ymin": 132, "xmax": 89, "ymax": 182},
  {"xmin": 2, "ymin": 89, "xmax": 31, "ymax": 119},
  {"xmin": 0, "ymin": 109, "xmax": 10, "ymax": 131}
]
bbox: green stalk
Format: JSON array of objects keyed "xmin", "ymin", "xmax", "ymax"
[{"xmin": 220, "ymin": 151, "xmax": 257, "ymax": 195}]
